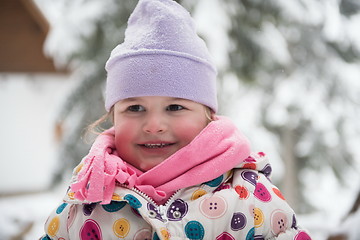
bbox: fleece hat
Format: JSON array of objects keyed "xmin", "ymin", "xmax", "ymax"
[{"xmin": 105, "ymin": 0, "xmax": 218, "ymax": 112}]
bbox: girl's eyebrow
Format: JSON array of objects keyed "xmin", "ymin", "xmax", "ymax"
[
  {"xmin": 121, "ymin": 97, "xmax": 142, "ymax": 103},
  {"xmin": 171, "ymin": 98, "xmax": 189, "ymax": 102}
]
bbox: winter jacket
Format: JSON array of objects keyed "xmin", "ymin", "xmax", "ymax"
[{"xmin": 41, "ymin": 152, "xmax": 311, "ymax": 240}]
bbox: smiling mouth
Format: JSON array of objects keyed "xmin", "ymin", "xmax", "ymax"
[{"xmin": 140, "ymin": 143, "xmax": 174, "ymax": 149}]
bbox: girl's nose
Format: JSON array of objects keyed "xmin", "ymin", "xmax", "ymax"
[{"xmin": 143, "ymin": 113, "xmax": 167, "ymax": 134}]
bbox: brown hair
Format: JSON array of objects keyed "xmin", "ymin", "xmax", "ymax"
[{"xmin": 85, "ymin": 107, "xmax": 114, "ymax": 137}]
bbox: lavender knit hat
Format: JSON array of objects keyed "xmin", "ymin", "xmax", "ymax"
[{"xmin": 105, "ymin": 0, "xmax": 218, "ymax": 112}]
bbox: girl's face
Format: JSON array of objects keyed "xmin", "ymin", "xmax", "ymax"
[{"xmin": 113, "ymin": 96, "xmax": 213, "ymax": 172}]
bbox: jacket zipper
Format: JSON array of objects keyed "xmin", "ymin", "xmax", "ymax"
[{"xmin": 119, "ymin": 184, "xmax": 181, "ymax": 211}]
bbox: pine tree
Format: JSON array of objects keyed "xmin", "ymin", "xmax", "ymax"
[
  {"xmin": 45, "ymin": 0, "xmax": 360, "ymax": 214},
  {"xmin": 47, "ymin": 0, "xmax": 194, "ymax": 184},
  {"xmin": 222, "ymin": 0, "xmax": 360, "ymax": 212},
  {"xmin": 49, "ymin": 0, "xmax": 138, "ymax": 184}
]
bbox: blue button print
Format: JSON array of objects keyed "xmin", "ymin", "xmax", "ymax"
[
  {"xmin": 246, "ymin": 227, "xmax": 255, "ymax": 240},
  {"xmin": 102, "ymin": 201, "xmax": 127, "ymax": 212},
  {"xmin": 56, "ymin": 202, "xmax": 68, "ymax": 214},
  {"xmin": 124, "ymin": 194, "xmax": 142, "ymax": 209},
  {"xmin": 204, "ymin": 175, "xmax": 223, "ymax": 187},
  {"xmin": 185, "ymin": 221, "xmax": 205, "ymax": 240}
]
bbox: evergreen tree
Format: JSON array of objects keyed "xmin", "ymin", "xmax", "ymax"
[
  {"xmin": 47, "ymin": 0, "xmax": 193, "ymax": 184},
  {"xmin": 45, "ymin": 0, "xmax": 360, "ymax": 213},
  {"xmin": 49, "ymin": 0, "xmax": 138, "ymax": 183},
  {"xmin": 222, "ymin": 0, "xmax": 360, "ymax": 212}
]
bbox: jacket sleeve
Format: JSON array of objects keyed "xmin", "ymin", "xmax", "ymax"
[
  {"xmin": 40, "ymin": 201, "xmax": 72, "ymax": 240},
  {"xmin": 253, "ymin": 173, "xmax": 312, "ymax": 239}
]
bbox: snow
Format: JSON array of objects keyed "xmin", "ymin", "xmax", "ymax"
[
  {"xmin": 0, "ymin": 74, "xmax": 75, "ymax": 193},
  {"xmin": 34, "ymin": 0, "xmax": 114, "ymax": 67},
  {"xmin": 1, "ymin": 0, "xmax": 360, "ymax": 239},
  {"xmin": 0, "ymin": 184, "xmax": 66, "ymax": 240}
]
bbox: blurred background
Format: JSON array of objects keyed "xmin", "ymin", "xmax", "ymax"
[{"xmin": 1, "ymin": 0, "xmax": 360, "ymax": 239}]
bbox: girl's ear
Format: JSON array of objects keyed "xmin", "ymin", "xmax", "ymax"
[
  {"xmin": 210, "ymin": 111, "xmax": 216, "ymax": 120},
  {"xmin": 205, "ymin": 107, "xmax": 216, "ymax": 122}
]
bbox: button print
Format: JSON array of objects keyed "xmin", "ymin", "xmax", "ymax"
[
  {"xmin": 185, "ymin": 221, "xmax": 205, "ymax": 240},
  {"xmin": 111, "ymin": 193, "xmax": 122, "ymax": 201},
  {"xmin": 249, "ymin": 204, "xmax": 255, "ymax": 217},
  {"xmin": 230, "ymin": 212, "xmax": 246, "ymax": 231},
  {"xmin": 47, "ymin": 216, "xmax": 60, "ymax": 237},
  {"xmin": 147, "ymin": 203, "xmax": 163, "ymax": 221},
  {"xmin": 80, "ymin": 219, "xmax": 102, "ymax": 240},
  {"xmin": 102, "ymin": 201, "xmax": 126, "ymax": 212},
  {"xmin": 160, "ymin": 228, "xmax": 170, "ymax": 240},
  {"xmin": 124, "ymin": 194, "xmax": 142, "ymax": 209},
  {"xmin": 67, "ymin": 191, "xmax": 75, "ymax": 200},
  {"xmin": 83, "ymin": 203, "xmax": 97, "ymax": 216},
  {"xmin": 258, "ymin": 152, "xmax": 265, "ymax": 157},
  {"xmin": 271, "ymin": 210, "xmax": 288, "ymax": 236},
  {"xmin": 167, "ymin": 199, "xmax": 188, "ymax": 221},
  {"xmin": 254, "ymin": 182, "xmax": 272, "ymax": 202},
  {"xmin": 153, "ymin": 232, "xmax": 160, "ymax": 240},
  {"xmin": 245, "ymin": 227, "xmax": 255, "ymax": 240},
  {"xmin": 74, "ymin": 163, "xmax": 84, "ymax": 174},
  {"xmin": 204, "ymin": 175, "xmax": 223, "ymax": 187},
  {"xmin": 113, "ymin": 218, "xmax": 130, "ymax": 238},
  {"xmin": 200, "ymin": 195, "xmax": 227, "ymax": 219},
  {"xmin": 254, "ymin": 208, "xmax": 264, "ymax": 228},
  {"xmin": 134, "ymin": 228, "xmax": 152, "ymax": 240},
  {"xmin": 148, "ymin": 210, "xmax": 158, "ymax": 218},
  {"xmin": 261, "ymin": 164, "xmax": 272, "ymax": 178},
  {"xmin": 216, "ymin": 232, "xmax": 235, "ymax": 240},
  {"xmin": 243, "ymin": 162, "xmax": 257, "ymax": 170},
  {"xmin": 273, "ymin": 187, "xmax": 286, "ymax": 200},
  {"xmin": 291, "ymin": 214, "xmax": 298, "ymax": 229},
  {"xmin": 191, "ymin": 189, "xmax": 207, "ymax": 201},
  {"xmin": 294, "ymin": 231, "xmax": 312, "ymax": 240},
  {"xmin": 241, "ymin": 170, "xmax": 258, "ymax": 186},
  {"xmin": 235, "ymin": 185, "xmax": 249, "ymax": 199},
  {"xmin": 254, "ymin": 235, "xmax": 265, "ymax": 240},
  {"xmin": 244, "ymin": 156, "xmax": 256, "ymax": 162},
  {"xmin": 56, "ymin": 203, "xmax": 68, "ymax": 214},
  {"xmin": 214, "ymin": 182, "xmax": 231, "ymax": 192}
]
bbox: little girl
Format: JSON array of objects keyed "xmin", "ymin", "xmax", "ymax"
[{"xmin": 41, "ymin": 0, "xmax": 312, "ymax": 239}]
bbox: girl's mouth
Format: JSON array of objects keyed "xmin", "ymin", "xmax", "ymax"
[{"xmin": 141, "ymin": 143, "xmax": 174, "ymax": 149}]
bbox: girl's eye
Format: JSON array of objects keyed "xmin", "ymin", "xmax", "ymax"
[
  {"xmin": 166, "ymin": 104, "xmax": 185, "ymax": 111},
  {"xmin": 127, "ymin": 105, "xmax": 145, "ymax": 112}
]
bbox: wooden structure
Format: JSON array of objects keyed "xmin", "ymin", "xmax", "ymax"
[{"xmin": 0, "ymin": 0, "xmax": 59, "ymax": 72}]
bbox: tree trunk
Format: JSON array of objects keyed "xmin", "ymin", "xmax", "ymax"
[{"xmin": 280, "ymin": 126, "xmax": 299, "ymax": 211}]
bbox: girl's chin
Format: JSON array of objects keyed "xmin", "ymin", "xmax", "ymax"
[{"xmin": 137, "ymin": 157, "xmax": 168, "ymax": 172}]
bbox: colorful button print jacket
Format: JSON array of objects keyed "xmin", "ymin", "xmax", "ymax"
[{"xmin": 41, "ymin": 152, "xmax": 311, "ymax": 240}]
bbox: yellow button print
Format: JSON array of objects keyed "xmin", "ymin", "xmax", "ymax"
[
  {"xmin": 113, "ymin": 218, "xmax": 130, "ymax": 238},
  {"xmin": 67, "ymin": 192, "xmax": 75, "ymax": 200},
  {"xmin": 111, "ymin": 193, "xmax": 122, "ymax": 201},
  {"xmin": 160, "ymin": 228, "xmax": 170, "ymax": 240},
  {"xmin": 47, "ymin": 216, "xmax": 60, "ymax": 237},
  {"xmin": 254, "ymin": 207, "xmax": 264, "ymax": 228},
  {"xmin": 74, "ymin": 163, "xmax": 84, "ymax": 174},
  {"xmin": 191, "ymin": 189, "xmax": 207, "ymax": 201}
]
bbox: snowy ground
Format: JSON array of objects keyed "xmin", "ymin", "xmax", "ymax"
[
  {"xmin": 0, "ymin": 75, "xmax": 74, "ymax": 239},
  {"xmin": 0, "ymin": 185, "xmax": 66, "ymax": 240}
]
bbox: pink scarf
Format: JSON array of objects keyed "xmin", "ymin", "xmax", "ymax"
[{"xmin": 71, "ymin": 116, "xmax": 250, "ymax": 204}]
